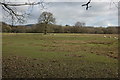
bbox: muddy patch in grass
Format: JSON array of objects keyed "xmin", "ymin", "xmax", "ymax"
[
  {"xmin": 87, "ymin": 41, "xmax": 114, "ymax": 45},
  {"xmin": 56, "ymin": 40, "xmax": 87, "ymax": 45},
  {"xmin": 65, "ymin": 54, "xmax": 84, "ymax": 58}
]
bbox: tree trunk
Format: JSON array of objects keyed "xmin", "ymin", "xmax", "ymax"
[{"xmin": 44, "ymin": 25, "xmax": 47, "ymax": 35}]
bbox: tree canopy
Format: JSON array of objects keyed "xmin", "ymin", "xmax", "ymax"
[{"xmin": 38, "ymin": 12, "xmax": 55, "ymax": 24}]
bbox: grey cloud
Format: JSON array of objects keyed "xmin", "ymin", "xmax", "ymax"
[
  {"xmin": 45, "ymin": 2, "xmax": 118, "ymax": 26},
  {"xmin": 0, "ymin": 1, "xmax": 118, "ymax": 27}
]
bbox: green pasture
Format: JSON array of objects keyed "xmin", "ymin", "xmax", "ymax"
[{"xmin": 2, "ymin": 33, "xmax": 118, "ymax": 78}]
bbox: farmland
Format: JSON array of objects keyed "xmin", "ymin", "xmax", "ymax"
[{"xmin": 2, "ymin": 33, "xmax": 118, "ymax": 78}]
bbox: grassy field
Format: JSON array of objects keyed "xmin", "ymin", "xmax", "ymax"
[{"xmin": 2, "ymin": 33, "xmax": 118, "ymax": 78}]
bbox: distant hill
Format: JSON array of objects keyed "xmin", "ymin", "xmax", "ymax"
[
  {"xmin": 24, "ymin": 24, "xmax": 35, "ymax": 27},
  {"xmin": 0, "ymin": 22, "xmax": 36, "ymax": 27},
  {"xmin": 15, "ymin": 24, "xmax": 35, "ymax": 27},
  {"xmin": 11, "ymin": 24, "xmax": 35, "ymax": 27}
]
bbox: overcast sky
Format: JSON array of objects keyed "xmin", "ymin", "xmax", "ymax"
[{"xmin": 0, "ymin": 0, "xmax": 119, "ymax": 27}]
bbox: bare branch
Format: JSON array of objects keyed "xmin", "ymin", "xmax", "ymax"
[
  {"xmin": 1, "ymin": 3, "xmax": 22, "ymax": 16},
  {"xmin": 82, "ymin": 0, "xmax": 92, "ymax": 10},
  {"xmin": 0, "ymin": 1, "xmax": 45, "ymax": 24},
  {"xmin": 0, "ymin": 2, "xmax": 43, "ymax": 6},
  {"xmin": 113, "ymin": 2, "xmax": 118, "ymax": 8}
]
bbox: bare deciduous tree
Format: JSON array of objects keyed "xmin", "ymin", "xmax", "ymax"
[
  {"xmin": 38, "ymin": 11, "xmax": 56, "ymax": 34},
  {"xmin": 75, "ymin": 21, "xmax": 85, "ymax": 27}
]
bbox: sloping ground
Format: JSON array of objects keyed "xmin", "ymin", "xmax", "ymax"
[{"xmin": 2, "ymin": 33, "xmax": 118, "ymax": 78}]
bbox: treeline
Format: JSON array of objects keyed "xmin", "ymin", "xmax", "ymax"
[{"xmin": 1, "ymin": 22, "xmax": 119, "ymax": 34}]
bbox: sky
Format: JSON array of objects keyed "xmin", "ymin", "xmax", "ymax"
[{"xmin": 0, "ymin": 0, "xmax": 119, "ymax": 27}]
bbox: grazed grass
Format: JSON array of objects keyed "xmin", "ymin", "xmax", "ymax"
[{"xmin": 2, "ymin": 33, "xmax": 118, "ymax": 78}]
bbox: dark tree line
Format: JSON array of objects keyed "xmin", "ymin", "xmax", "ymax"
[{"xmin": 2, "ymin": 22, "xmax": 119, "ymax": 34}]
